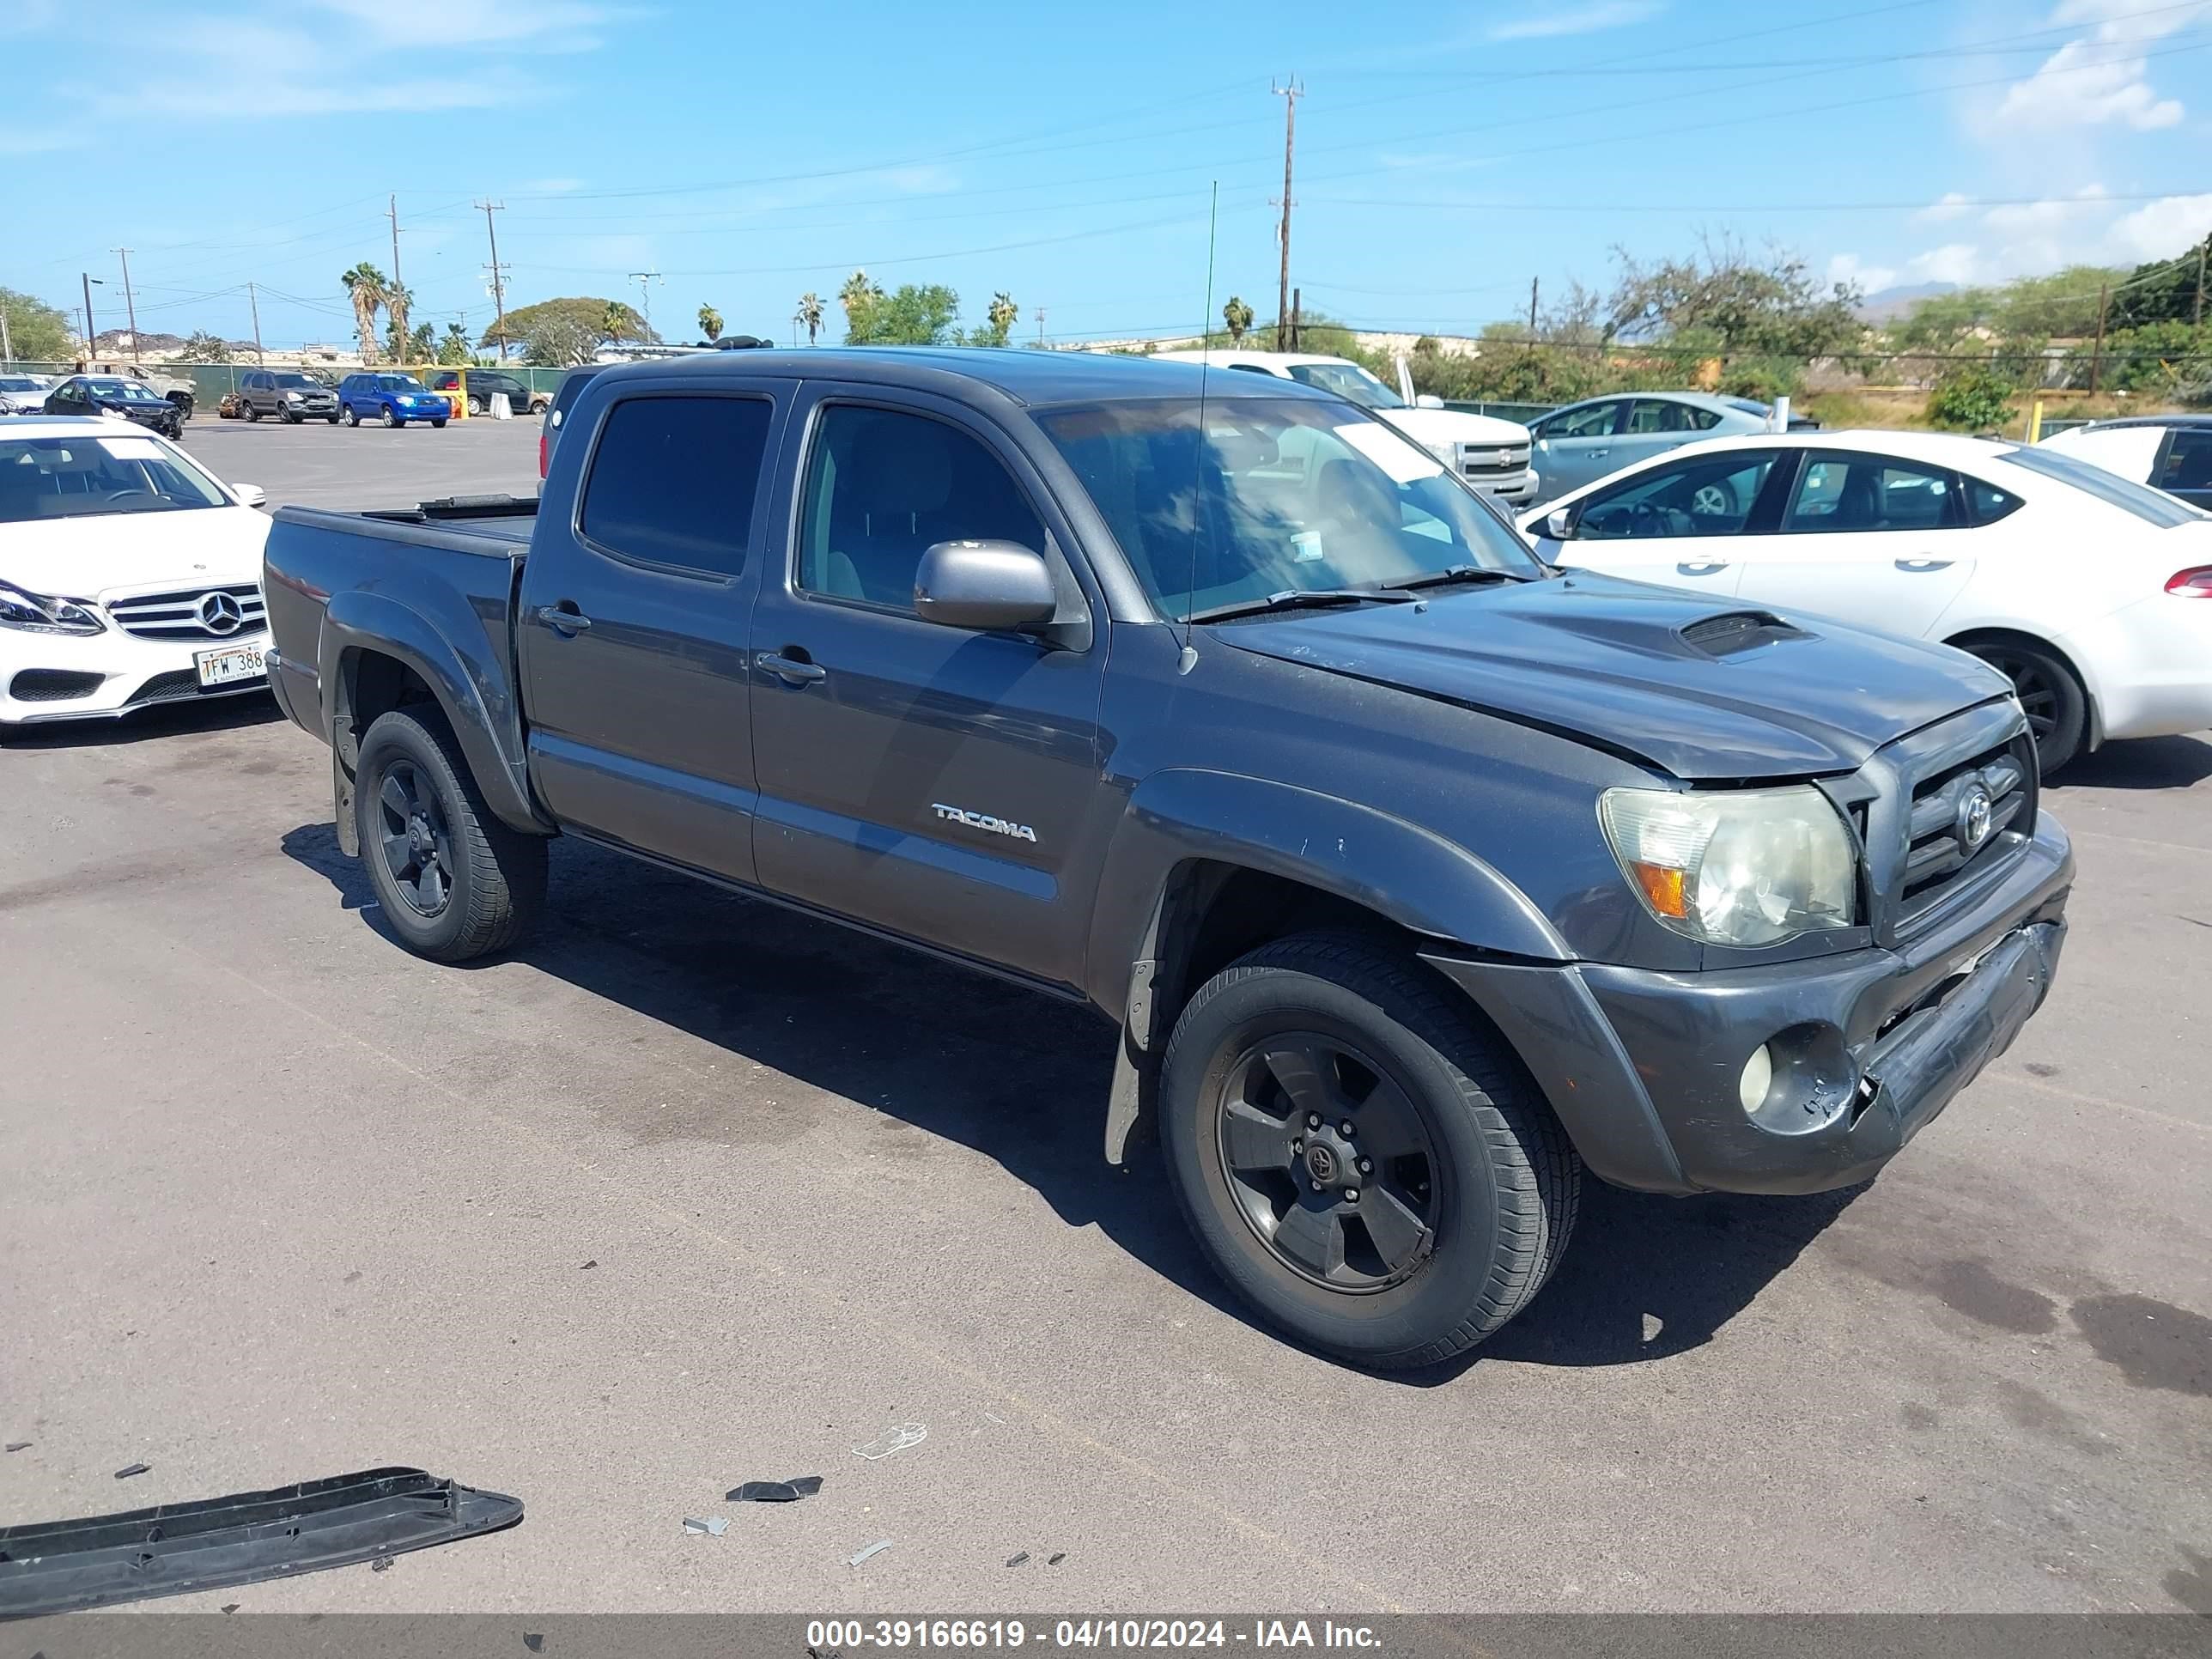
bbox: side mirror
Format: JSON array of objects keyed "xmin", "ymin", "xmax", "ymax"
[
  {"xmin": 1413, "ymin": 393, "xmax": 1445, "ymax": 410},
  {"xmin": 1542, "ymin": 506, "xmax": 1576, "ymax": 540},
  {"xmin": 232, "ymin": 483, "xmax": 268, "ymax": 509},
  {"xmin": 914, "ymin": 539, "xmax": 1057, "ymax": 632}
]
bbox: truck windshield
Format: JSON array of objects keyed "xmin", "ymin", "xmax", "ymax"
[
  {"xmin": 0, "ymin": 434, "xmax": 229, "ymax": 522},
  {"xmin": 1037, "ymin": 398, "xmax": 1541, "ymax": 621},
  {"xmin": 1283, "ymin": 361, "xmax": 1405, "ymax": 410}
]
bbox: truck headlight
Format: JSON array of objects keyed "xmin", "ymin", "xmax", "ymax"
[
  {"xmin": 0, "ymin": 582, "xmax": 105, "ymax": 635},
  {"xmin": 1599, "ymin": 785, "xmax": 1856, "ymax": 947}
]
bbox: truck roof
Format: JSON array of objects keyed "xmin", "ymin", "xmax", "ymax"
[{"xmin": 589, "ymin": 345, "xmax": 1338, "ymax": 408}]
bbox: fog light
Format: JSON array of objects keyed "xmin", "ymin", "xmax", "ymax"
[{"xmin": 1739, "ymin": 1044, "xmax": 1774, "ymax": 1115}]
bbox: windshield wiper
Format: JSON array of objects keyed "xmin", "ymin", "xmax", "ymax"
[
  {"xmin": 1184, "ymin": 587, "xmax": 1422, "ymax": 624},
  {"xmin": 1377, "ymin": 564, "xmax": 1538, "ymax": 593}
]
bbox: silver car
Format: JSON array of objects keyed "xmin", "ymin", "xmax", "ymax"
[
  {"xmin": 1526, "ymin": 392, "xmax": 1817, "ymax": 506},
  {"xmin": 0, "ymin": 374, "xmax": 51, "ymax": 415}
]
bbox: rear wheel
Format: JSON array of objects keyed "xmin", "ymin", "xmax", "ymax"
[
  {"xmin": 354, "ymin": 708, "xmax": 547, "ymax": 963},
  {"xmin": 1159, "ymin": 933, "xmax": 1580, "ymax": 1369},
  {"xmin": 1961, "ymin": 637, "xmax": 2087, "ymax": 775}
]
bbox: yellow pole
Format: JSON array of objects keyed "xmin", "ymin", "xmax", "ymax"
[
  {"xmin": 2026, "ymin": 398, "xmax": 2043, "ymax": 443},
  {"xmin": 451, "ymin": 366, "xmax": 467, "ymax": 421}
]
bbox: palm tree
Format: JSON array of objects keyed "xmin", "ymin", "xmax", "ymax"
[
  {"xmin": 602, "ymin": 301, "xmax": 629, "ymax": 345},
  {"xmin": 795, "ymin": 291, "xmax": 824, "ymax": 345},
  {"xmin": 340, "ymin": 263, "xmax": 387, "ymax": 364},
  {"xmin": 1222, "ymin": 295, "xmax": 1255, "ymax": 343},
  {"xmin": 988, "ymin": 292, "xmax": 1018, "ymax": 338},
  {"xmin": 837, "ymin": 270, "xmax": 881, "ymax": 325},
  {"xmin": 697, "ymin": 303, "xmax": 723, "ymax": 343},
  {"xmin": 383, "ymin": 282, "xmax": 415, "ymax": 362}
]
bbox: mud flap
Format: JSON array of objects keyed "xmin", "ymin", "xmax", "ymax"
[
  {"xmin": 334, "ymin": 744, "xmax": 360, "ymax": 858},
  {"xmin": 0, "ymin": 1467, "xmax": 521, "ymax": 1619}
]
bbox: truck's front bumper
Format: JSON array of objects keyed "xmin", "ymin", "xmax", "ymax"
[{"xmin": 1425, "ymin": 814, "xmax": 2073, "ymax": 1196}]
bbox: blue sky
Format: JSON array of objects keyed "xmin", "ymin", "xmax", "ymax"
[{"xmin": 8, "ymin": 0, "xmax": 2212, "ymax": 353}]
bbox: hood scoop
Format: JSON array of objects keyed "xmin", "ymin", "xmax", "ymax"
[{"xmin": 1678, "ymin": 611, "xmax": 1808, "ymax": 658}]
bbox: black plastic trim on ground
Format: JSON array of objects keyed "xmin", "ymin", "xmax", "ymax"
[{"xmin": 0, "ymin": 1466, "xmax": 522, "ymax": 1619}]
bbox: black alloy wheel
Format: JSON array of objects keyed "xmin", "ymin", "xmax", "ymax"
[
  {"xmin": 1965, "ymin": 639, "xmax": 2086, "ymax": 773},
  {"xmin": 374, "ymin": 760, "xmax": 454, "ymax": 918},
  {"xmin": 1215, "ymin": 1034, "xmax": 1441, "ymax": 1290}
]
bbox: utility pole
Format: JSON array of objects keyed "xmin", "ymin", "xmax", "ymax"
[
  {"xmin": 247, "ymin": 282, "xmax": 265, "ymax": 366},
  {"xmin": 2195, "ymin": 236, "xmax": 2207, "ymax": 328},
  {"xmin": 1272, "ymin": 76, "xmax": 1302, "ymax": 351},
  {"xmin": 1036, "ymin": 307, "xmax": 1046, "ymax": 347},
  {"xmin": 1527, "ymin": 276, "xmax": 1540, "ymax": 365},
  {"xmin": 628, "ymin": 270, "xmax": 663, "ymax": 343},
  {"xmin": 114, "ymin": 250, "xmax": 141, "ymax": 362},
  {"xmin": 2088, "ymin": 280, "xmax": 2110, "ymax": 396},
  {"xmin": 1291, "ymin": 286, "xmax": 1302, "ymax": 351},
  {"xmin": 387, "ymin": 194, "xmax": 405, "ymax": 362},
  {"xmin": 1, "ymin": 303, "xmax": 13, "ymax": 365},
  {"xmin": 81, "ymin": 273, "xmax": 102, "ymax": 362},
  {"xmin": 477, "ymin": 199, "xmax": 510, "ymax": 362}
]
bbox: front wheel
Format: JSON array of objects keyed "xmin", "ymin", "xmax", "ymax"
[
  {"xmin": 343, "ymin": 404, "xmax": 360, "ymax": 427},
  {"xmin": 325, "ymin": 414, "xmax": 340, "ymax": 424},
  {"xmin": 354, "ymin": 708, "xmax": 547, "ymax": 963},
  {"xmin": 431, "ymin": 418, "xmax": 447, "ymax": 428},
  {"xmin": 246, "ymin": 404, "xmax": 261, "ymax": 422},
  {"xmin": 383, "ymin": 408, "xmax": 403, "ymax": 428},
  {"xmin": 1159, "ymin": 933, "xmax": 1580, "ymax": 1369},
  {"xmin": 1961, "ymin": 638, "xmax": 2087, "ymax": 774}
]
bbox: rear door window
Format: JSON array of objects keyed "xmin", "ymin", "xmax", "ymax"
[
  {"xmin": 2157, "ymin": 428, "xmax": 2212, "ymax": 493},
  {"xmin": 1782, "ymin": 453, "xmax": 1961, "ymax": 532},
  {"xmin": 579, "ymin": 394, "xmax": 775, "ymax": 578}
]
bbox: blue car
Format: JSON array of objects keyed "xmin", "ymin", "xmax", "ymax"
[{"xmin": 337, "ymin": 374, "xmax": 452, "ymax": 428}]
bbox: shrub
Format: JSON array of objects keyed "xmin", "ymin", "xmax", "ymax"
[{"xmin": 1925, "ymin": 365, "xmax": 2017, "ymax": 432}]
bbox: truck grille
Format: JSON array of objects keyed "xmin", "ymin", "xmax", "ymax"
[
  {"xmin": 1458, "ymin": 442, "xmax": 1530, "ymax": 480},
  {"xmin": 1893, "ymin": 733, "xmax": 2037, "ymax": 927},
  {"xmin": 107, "ymin": 584, "xmax": 267, "ymax": 641}
]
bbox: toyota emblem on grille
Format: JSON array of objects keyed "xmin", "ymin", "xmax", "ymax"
[
  {"xmin": 197, "ymin": 592, "xmax": 245, "ymax": 635},
  {"xmin": 1956, "ymin": 785, "xmax": 1994, "ymax": 853}
]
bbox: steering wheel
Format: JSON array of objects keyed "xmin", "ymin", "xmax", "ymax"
[{"xmin": 1627, "ymin": 500, "xmax": 1669, "ymax": 538}]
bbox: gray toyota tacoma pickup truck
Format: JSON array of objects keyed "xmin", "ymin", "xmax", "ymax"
[{"xmin": 264, "ymin": 349, "xmax": 2073, "ymax": 1368}]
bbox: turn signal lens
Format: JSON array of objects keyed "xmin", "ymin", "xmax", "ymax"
[
  {"xmin": 1628, "ymin": 861, "xmax": 1686, "ymax": 919},
  {"xmin": 2165, "ymin": 566, "xmax": 2212, "ymax": 597}
]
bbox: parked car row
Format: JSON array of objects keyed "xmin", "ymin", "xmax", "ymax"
[{"xmin": 204, "ymin": 370, "xmax": 550, "ymax": 428}]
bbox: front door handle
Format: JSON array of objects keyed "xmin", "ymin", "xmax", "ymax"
[
  {"xmin": 1586, "ymin": 449, "xmax": 1609, "ymax": 459},
  {"xmin": 756, "ymin": 650, "xmax": 826, "ymax": 685},
  {"xmin": 1894, "ymin": 558, "xmax": 1954, "ymax": 572},
  {"xmin": 534, "ymin": 604, "xmax": 592, "ymax": 635},
  {"xmin": 1676, "ymin": 560, "xmax": 1730, "ymax": 574}
]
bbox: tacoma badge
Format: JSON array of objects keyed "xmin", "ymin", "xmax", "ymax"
[{"xmin": 931, "ymin": 803, "xmax": 1038, "ymax": 843}]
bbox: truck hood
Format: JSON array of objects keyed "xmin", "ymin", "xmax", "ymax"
[
  {"xmin": 1374, "ymin": 407, "xmax": 1529, "ymax": 450},
  {"xmin": 1, "ymin": 507, "xmax": 270, "ymax": 600},
  {"xmin": 1211, "ymin": 573, "xmax": 2011, "ymax": 781}
]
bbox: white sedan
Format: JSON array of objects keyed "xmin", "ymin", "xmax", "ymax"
[
  {"xmin": 1518, "ymin": 428, "xmax": 2212, "ymax": 771},
  {"xmin": 1, "ymin": 416, "xmax": 273, "ymax": 729}
]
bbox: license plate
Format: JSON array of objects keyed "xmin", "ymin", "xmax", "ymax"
[{"xmin": 195, "ymin": 641, "xmax": 264, "ymax": 688}]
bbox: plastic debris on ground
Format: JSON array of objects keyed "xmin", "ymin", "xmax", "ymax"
[
  {"xmin": 3, "ymin": 1443, "xmax": 28, "ymax": 1454},
  {"xmin": 524, "ymin": 1635, "xmax": 546, "ymax": 1652},
  {"xmin": 1048, "ymin": 1553, "xmax": 1066, "ymax": 1565},
  {"xmin": 848, "ymin": 1538, "xmax": 893, "ymax": 1567},
  {"xmin": 112, "ymin": 1463, "xmax": 149, "ymax": 1480},
  {"xmin": 682, "ymin": 1516, "xmax": 729, "ymax": 1536},
  {"xmin": 1005, "ymin": 1552, "xmax": 1030, "ymax": 1568},
  {"xmin": 728, "ymin": 1475, "xmax": 823, "ymax": 1503},
  {"xmin": 580, "ymin": 1261, "xmax": 596, "ymax": 1270},
  {"xmin": 851, "ymin": 1422, "xmax": 927, "ymax": 1460}
]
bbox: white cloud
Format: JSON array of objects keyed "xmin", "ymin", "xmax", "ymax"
[
  {"xmin": 1909, "ymin": 244, "xmax": 1985, "ymax": 285},
  {"xmin": 1981, "ymin": 184, "xmax": 2109, "ymax": 232},
  {"xmin": 1488, "ymin": 1, "xmax": 1663, "ymax": 41},
  {"xmin": 1918, "ymin": 192, "xmax": 1972, "ymax": 223},
  {"xmin": 1827, "ymin": 253, "xmax": 1899, "ymax": 294},
  {"xmin": 310, "ymin": 0, "xmax": 624, "ymax": 52},
  {"xmin": 1989, "ymin": 0, "xmax": 2209, "ymax": 133},
  {"xmin": 2106, "ymin": 192, "xmax": 2212, "ymax": 261}
]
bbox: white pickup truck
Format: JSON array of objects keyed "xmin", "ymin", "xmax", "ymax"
[
  {"xmin": 1152, "ymin": 349, "xmax": 1535, "ymax": 505},
  {"xmin": 84, "ymin": 361, "xmax": 197, "ymax": 418}
]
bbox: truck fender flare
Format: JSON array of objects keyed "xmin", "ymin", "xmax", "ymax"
[{"xmin": 319, "ymin": 591, "xmax": 547, "ymax": 835}]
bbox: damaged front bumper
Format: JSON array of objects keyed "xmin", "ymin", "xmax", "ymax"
[{"xmin": 0, "ymin": 1467, "xmax": 521, "ymax": 1619}]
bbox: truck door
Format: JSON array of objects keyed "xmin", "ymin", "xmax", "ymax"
[
  {"xmin": 745, "ymin": 387, "xmax": 1106, "ymax": 989},
  {"xmin": 515, "ymin": 383, "xmax": 786, "ymax": 885}
]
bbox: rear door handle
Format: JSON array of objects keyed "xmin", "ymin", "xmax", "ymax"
[
  {"xmin": 1676, "ymin": 560, "xmax": 1729, "ymax": 574},
  {"xmin": 1894, "ymin": 558, "xmax": 1954, "ymax": 572},
  {"xmin": 533, "ymin": 604, "xmax": 591, "ymax": 634},
  {"xmin": 756, "ymin": 650, "xmax": 826, "ymax": 685}
]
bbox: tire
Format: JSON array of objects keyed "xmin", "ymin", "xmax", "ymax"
[
  {"xmin": 353, "ymin": 707, "xmax": 547, "ymax": 963},
  {"xmin": 325, "ymin": 415, "xmax": 341, "ymax": 424},
  {"xmin": 343, "ymin": 404, "xmax": 360, "ymax": 427},
  {"xmin": 1158, "ymin": 932, "xmax": 1580, "ymax": 1369},
  {"xmin": 246, "ymin": 404, "xmax": 260, "ymax": 422},
  {"xmin": 431, "ymin": 418, "xmax": 447, "ymax": 428},
  {"xmin": 468, "ymin": 395, "xmax": 486, "ymax": 416},
  {"xmin": 383, "ymin": 407, "xmax": 402, "ymax": 428},
  {"xmin": 1960, "ymin": 637, "xmax": 2087, "ymax": 775},
  {"xmin": 283, "ymin": 408, "xmax": 301, "ymax": 424}
]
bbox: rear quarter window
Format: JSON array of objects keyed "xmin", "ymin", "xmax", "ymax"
[{"xmin": 578, "ymin": 394, "xmax": 774, "ymax": 578}]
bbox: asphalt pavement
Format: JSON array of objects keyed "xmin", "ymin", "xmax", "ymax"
[{"xmin": 1, "ymin": 423, "xmax": 2207, "ymax": 1616}]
